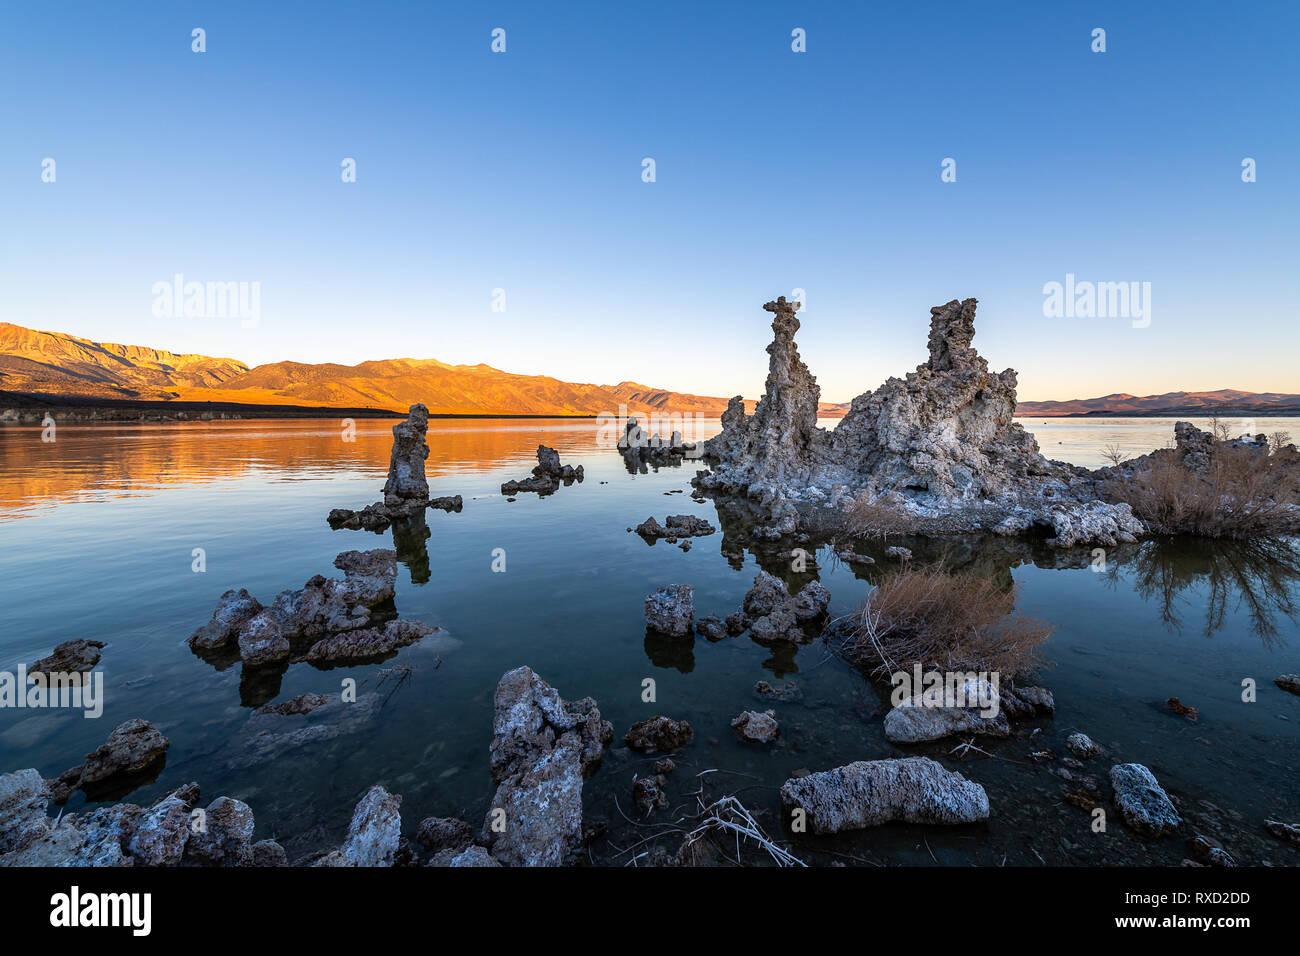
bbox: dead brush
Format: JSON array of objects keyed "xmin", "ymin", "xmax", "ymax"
[
  {"xmin": 841, "ymin": 564, "xmax": 1051, "ymax": 680},
  {"xmin": 844, "ymin": 494, "xmax": 915, "ymax": 540},
  {"xmin": 1104, "ymin": 441, "xmax": 1300, "ymax": 538}
]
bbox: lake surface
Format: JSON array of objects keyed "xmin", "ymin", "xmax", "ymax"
[{"xmin": 1, "ymin": 416, "xmax": 1297, "ymax": 866}]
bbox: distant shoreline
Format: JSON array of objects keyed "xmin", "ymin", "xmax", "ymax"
[
  {"xmin": 0, "ymin": 392, "xmax": 600, "ymax": 422},
  {"xmin": 5, "ymin": 390, "xmax": 1300, "ymax": 425}
]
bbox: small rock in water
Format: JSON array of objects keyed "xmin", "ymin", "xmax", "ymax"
[
  {"xmin": 1162, "ymin": 697, "xmax": 1199, "ymax": 721},
  {"xmin": 1188, "ymin": 834, "xmax": 1236, "ymax": 867},
  {"xmin": 644, "ymin": 584, "xmax": 695, "ymax": 637},
  {"xmin": 1274, "ymin": 674, "xmax": 1300, "ymax": 696},
  {"xmin": 625, "ymin": 716, "xmax": 694, "ymax": 753},
  {"xmin": 633, "ymin": 775, "xmax": 669, "ymax": 815},
  {"xmin": 780, "ymin": 757, "xmax": 989, "ymax": 833},
  {"xmin": 1264, "ymin": 819, "xmax": 1300, "ymax": 848},
  {"xmin": 1066, "ymin": 732, "xmax": 1103, "ymax": 759},
  {"xmin": 29, "ymin": 639, "xmax": 105, "ymax": 675},
  {"xmin": 731, "ymin": 709, "xmax": 780, "ymax": 743},
  {"xmin": 884, "ymin": 546, "xmax": 913, "ymax": 562},
  {"xmin": 1109, "ymin": 763, "xmax": 1182, "ymax": 837}
]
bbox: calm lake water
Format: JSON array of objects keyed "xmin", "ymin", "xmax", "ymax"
[{"xmin": 0, "ymin": 415, "xmax": 1297, "ymax": 866}]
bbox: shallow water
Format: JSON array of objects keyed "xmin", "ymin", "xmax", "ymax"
[{"xmin": 0, "ymin": 417, "xmax": 1297, "ymax": 866}]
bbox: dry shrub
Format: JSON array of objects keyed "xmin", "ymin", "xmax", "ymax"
[
  {"xmin": 844, "ymin": 494, "xmax": 914, "ymax": 539},
  {"xmin": 842, "ymin": 565, "xmax": 1051, "ymax": 680},
  {"xmin": 1105, "ymin": 443, "xmax": 1300, "ymax": 538}
]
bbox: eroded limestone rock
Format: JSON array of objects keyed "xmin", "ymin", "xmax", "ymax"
[
  {"xmin": 482, "ymin": 667, "xmax": 611, "ymax": 866},
  {"xmin": 780, "ymin": 757, "xmax": 989, "ymax": 833}
]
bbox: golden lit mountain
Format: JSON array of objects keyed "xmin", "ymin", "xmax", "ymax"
[
  {"xmin": 0, "ymin": 322, "xmax": 249, "ymax": 400},
  {"xmin": 0, "ymin": 322, "xmax": 849, "ymax": 417}
]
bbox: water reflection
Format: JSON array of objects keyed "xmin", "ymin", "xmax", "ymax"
[{"xmin": 1118, "ymin": 536, "xmax": 1300, "ymax": 643}]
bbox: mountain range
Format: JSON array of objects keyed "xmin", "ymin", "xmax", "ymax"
[{"xmin": 2, "ymin": 321, "xmax": 1297, "ymax": 419}]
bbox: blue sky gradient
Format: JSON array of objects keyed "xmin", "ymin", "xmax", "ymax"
[{"xmin": 2, "ymin": 0, "xmax": 1297, "ymax": 402}]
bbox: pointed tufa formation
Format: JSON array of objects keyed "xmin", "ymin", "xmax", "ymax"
[
  {"xmin": 384, "ymin": 403, "xmax": 431, "ymax": 505},
  {"xmin": 698, "ymin": 296, "xmax": 1144, "ymax": 546},
  {"xmin": 328, "ymin": 403, "xmax": 463, "ymax": 530}
]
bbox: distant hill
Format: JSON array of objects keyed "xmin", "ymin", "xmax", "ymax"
[
  {"xmin": 1016, "ymin": 389, "xmax": 1300, "ymax": 418},
  {"xmin": 0, "ymin": 322, "xmax": 249, "ymax": 401},
  {"xmin": 0, "ymin": 321, "xmax": 850, "ymax": 418}
]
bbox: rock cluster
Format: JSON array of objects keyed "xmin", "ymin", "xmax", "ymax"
[
  {"xmin": 624, "ymin": 716, "xmax": 694, "ymax": 753},
  {"xmin": 0, "ymin": 771, "xmax": 285, "ymax": 867},
  {"xmin": 619, "ymin": 418, "xmax": 700, "ymax": 471},
  {"xmin": 482, "ymin": 666, "xmax": 612, "ymax": 866},
  {"xmin": 501, "ymin": 445, "xmax": 584, "ymax": 496},
  {"xmin": 695, "ymin": 295, "xmax": 1145, "ymax": 546},
  {"xmin": 725, "ymin": 571, "xmax": 831, "ymax": 644},
  {"xmin": 780, "ymin": 757, "xmax": 989, "ymax": 833},
  {"xmin": 188, "ymin": 549, "xmax": 433, "ymax": 670},
  {"xmin": 633, "ymin": 514, "xmax": 717, "ymax": 541},
  {"xmin": 327, "ymin": 403, "xmax": 464, "ymax": 531}
]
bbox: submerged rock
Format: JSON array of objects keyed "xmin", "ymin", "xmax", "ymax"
[
  {"xmin": 1275, "ymin": 674, "xmax": 1300, "ymax": 696},
  {"xmin": 644, "ymin": 584, "xmax": 695, "ymax": 637},
  {"xmin": 50, "ymin": 718, "xmax": 170, "ymax": 804},
  {"xmin": 624, "ymin": 716, "xmax": 694, "ymax": 753},
  {"xmin": 633, "ymin": 774, "xmax": 669, "ymax": 815},
  {"xmin": 1066, "ymin": 732, "xmax": 1103, "ymax": 759},
  {"xmin": 1109, "ymin": 763, "xmax": 1182, "ymax": 837},
  {"xmin": 883, "ymin": 678, "xmax": 1009, "ymax": 743},
  {"xmin": 780, "ymin": 757, "xmax": 989, "ymax": 833},
  {"xmin": 731, "ymin": 709, "xmax": 779, "ymax": 743},
  {"xmin": 482, "ymin": 667, "xmax": 611, "ymax": 866},
  {"xmin": 1264, "ymin": 819, "xmax": 1300, "ymax": 849},
  {"xmin": 29, "ymin": 639, "xmax": 105, "ymax": 675}
]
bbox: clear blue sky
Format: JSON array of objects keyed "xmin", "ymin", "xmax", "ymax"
[{"xmin": 2, "ymin": 0, "xmax": 1296, "ymax": 403}]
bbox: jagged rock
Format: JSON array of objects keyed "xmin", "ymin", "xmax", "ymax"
[
  {"xmin": 644, "ymin": 584, "xmax": 695, "ymax": 637},
  {"xmin": 482, "ymin": 667, "xmax": 611, "ymax": 866},
  {"xmin": 29, "ymin": 639, "xmax": 105, "ymax": 674},
  {"xmin": 185, "ymin": 796, "xmax": 256, "ymax": 866},
  {"xmin": 188, "ymin": 589, "xmax": 263, "ymax": 652},
  {"xmin": 238, "ymin": 611, "xmax": 290, "ymax": 666},
  {"xmin": 634, "ymin": 514, "xmax": 717, "ymax": 539},
  {"xmin": 654, "ymin": 758, "xmax": 676, "ymax": 775},
  {"xmin": 328, "ymin": 495, "xmax": 462, "ymax": 532},
  {"xmin": 1264, "ymin": 819, "xmax": 1300, "ymax": 848},
  {"xmin": 416, "ymin": 817, "xmax": 473, "ymax": 854},
  {"xmin": 383, "ymin": 404, "xmax": 431, "ymax": 506},
  {"xmin": 321, "ymin": 786, "xmax": 403, "ymax": 867},
  {"xmin": 625, "ymin": 716, "xmax": 694, "ymax": 753},
  {"xmin": 428, "ymin": 845, "xmax": 500, "ymax": 867},
  {"xmin": 1110, "ymin": 763, "xmax": 1182, "ymax": 837},
  {"xmin": 883, "ymin": 678, "xmax": 1009, "ymax": 743},
  {"xmin": 780, "ymin": 757, "xmax": 989, "ymax": 833},
  {"xmin": 303, "ymin": 619, "xmax": 434, "ymax": 664},
  {"xmin": 127, "ymin": 785, "xmax": 198, "ymax": 866},
  {"xmin": 254, "ymin": 692, "xmax": 333, "ymax": 716},
  {"xmin": 0, "ymin": 769, "xmax": 53, "ymax": 855},
  {"xmin": 51, "ymin": 718, "xmax": 170, "ymax": 804},
  {"xmin": 1275, "ymin": 674, "xmax": 1300, "ymax": 696},
  {"xmin": 695, "ymin": 614, "xmax": 727, "ymax": 641},
  {"xmin": 734, "ymin": 572, "xmax": 829, "ymax": 644},
  {"xmin": 695, "ymin": 295, "xmax": 1147, "ymax": 547},
  {"xmin": 731, "ymin": 709, "xmax": 779, "ymax": 743},
  {"xmin": 1066, "ymin": 732, "xmax": 1103, "ymax": 759},
  {"xmin": 501, "ymin": 445, "xmax": 583, "ymax": 496},
  {"xmin": 633, "ymin": 775, "xmax": 669, "ymax": 814},
  {"xmin": 754, "ymin": 679, "xmax": 802, "ymax": 703},
  {"xmin": 1188, "ymin": 834, "xmax": 1236, "ymax": 867},
  {"xmin": 251, "ymin": 840, "xmax": 288, "ymax": 867}
]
